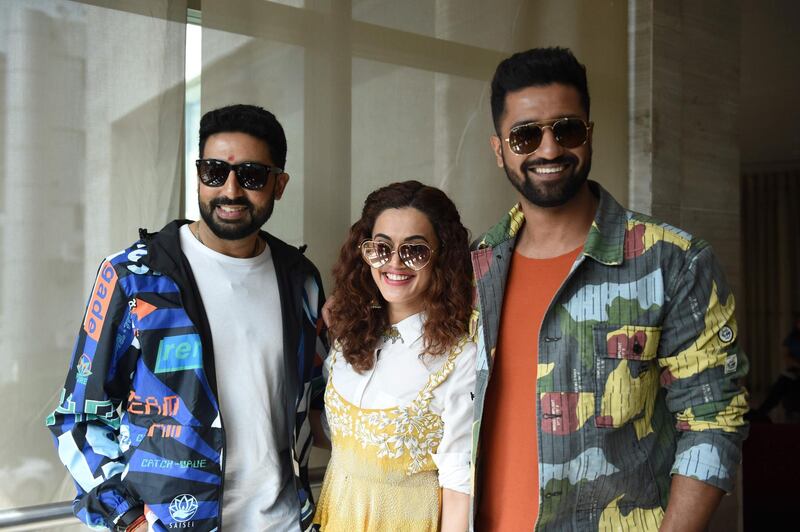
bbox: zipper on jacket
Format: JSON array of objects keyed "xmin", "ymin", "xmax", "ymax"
[
  {"xmin": 218, "ymin": 417, "xmax": 227, "ymax": 529},
  {"xmin": 175, "ymin": 292, "xmax": 228, "ymax": 530},
  {"xmin": 138, "ymin": 222, "xmax": 231, "ymax": 529}
]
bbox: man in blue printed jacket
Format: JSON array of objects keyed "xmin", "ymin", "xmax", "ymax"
[{"xmin": 47, "ymin": 104, "xmax": 328, "ymax": 532}]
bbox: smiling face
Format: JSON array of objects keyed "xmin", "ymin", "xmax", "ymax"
[
  {"xmin": 491, "ymin": 83, "xmax": 592, "ymax": 208},
  {"xmin": 369, "ymin": 207, "xmax": 438, "ymax": 323},
  {"xmin": 198, "ymin": 131, "xmax": 288, "ymax": 240}
]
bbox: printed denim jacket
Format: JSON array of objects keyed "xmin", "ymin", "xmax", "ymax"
[{"xmin": 469, "ymin": 181, "xmax": 749, "ymax": 531}]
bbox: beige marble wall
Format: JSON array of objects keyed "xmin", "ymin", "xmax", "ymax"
[{"xmin": 629, "ymin": 0, "xmax": 742, "ymax": 301}]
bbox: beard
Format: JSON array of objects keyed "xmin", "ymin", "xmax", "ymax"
[
  {"xmin": 503, "ymin": 151, "xmax": 592, "ymax": 208},
  {"xmin": 199, "ymin": 195, "xmax": 274, "ymax": 240}
]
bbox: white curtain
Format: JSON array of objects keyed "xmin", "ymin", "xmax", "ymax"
[{"xmin": 0, "ymin": 0, "xmax": 186, "ymax": 519}]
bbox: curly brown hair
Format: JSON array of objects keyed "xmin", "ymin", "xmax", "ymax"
[{"xmin": 329, "ymin": 180, "xmax": 472, "ymax": 372}]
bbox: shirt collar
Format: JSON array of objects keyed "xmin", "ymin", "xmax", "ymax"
[{"xmin": 379, "ymin": 312, "xmax": 425, "ymax": 348}]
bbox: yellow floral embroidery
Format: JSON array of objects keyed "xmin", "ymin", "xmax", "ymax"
[{"xmin": 326, "ymin": 339, "xmax": 465, "ymax": 475}]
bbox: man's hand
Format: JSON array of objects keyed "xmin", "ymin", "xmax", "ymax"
[
  {"xmin": 129, "ymin": 520, "xmax": 147, "ymax": 532},
  {"xmin": 659, "ymin": 474, "xmax": 724, "ymax": 532},
  {"xmin": 116, "ymin": 510, "xmax": 146, "ymax": 532}
]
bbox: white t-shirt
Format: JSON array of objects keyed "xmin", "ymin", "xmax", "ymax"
[
  {"xmin": 325, "ymin": 312, "xmax": 476, "ymax": 493},
  {"xmin": 179, "ymin": 225, "xmax": 299, "ymax": 531}
]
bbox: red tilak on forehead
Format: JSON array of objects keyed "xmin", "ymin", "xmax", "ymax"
[{"xmin": 227, "ymin": 155, "xmax": 235, "ymax": 162}]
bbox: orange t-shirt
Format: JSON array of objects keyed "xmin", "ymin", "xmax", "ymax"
[{"xmin": 476, "ymin": 246, "xmax": 582, "ymax": 531}]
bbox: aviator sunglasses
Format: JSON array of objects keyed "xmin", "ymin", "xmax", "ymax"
[
  {"xmin": 360, "ymin": 239, "xmax": 436, "ymax": 271},
  {"xmin": 504, "ymin": 117, "xmax": 592, "ymax": 155},
  {"xmin": 196, "ymin": 158, "xmax": 283, "ymax": 190}
]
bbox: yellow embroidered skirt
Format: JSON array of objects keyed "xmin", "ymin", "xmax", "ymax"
[{"xmin": 313, "ymin": 443, "xmax": 441, "ymax": 531}]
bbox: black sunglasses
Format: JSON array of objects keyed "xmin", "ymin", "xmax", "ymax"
[
  {"xmin": 196, "ymin": 159, "xmax": 283, "ymax": 190},
  {"xmin": 504, "ymin": 117, "xmax": 592, "ymax": 155}
]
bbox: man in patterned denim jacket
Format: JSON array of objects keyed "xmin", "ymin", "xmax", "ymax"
[{"xmin": 469, "ymin": 48, "xmax": 748, "ymax": 531}]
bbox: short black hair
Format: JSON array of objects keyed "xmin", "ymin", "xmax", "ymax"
[
  {"xmin": 199, "ymin": 104, "xmax": 287, "ymax": 169},
  {"xmin": 490, "ymin": 47, "xmax": 590, "ymax": 132}
]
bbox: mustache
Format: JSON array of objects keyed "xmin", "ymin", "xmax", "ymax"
[
  {"xmin": 210, "ymin": 197, "xmax": 253, "ymax": 209},
  {"xmin": 522, "ymin": 155, "xmax": 578, "ymax": 171}
]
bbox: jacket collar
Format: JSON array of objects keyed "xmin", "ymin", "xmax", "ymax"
[
  {"xmin": 474, "ymin": 180, "xmax": 627, "ymax": 266},
  {"xmin": 138, "ymin": 220, "xmax": 187, "ymax": 278},
  {"xmin": 139, "ymin": 219, "xmax": 310, "ymax": 275}
]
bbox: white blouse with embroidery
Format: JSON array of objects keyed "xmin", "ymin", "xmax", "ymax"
[{"xmin": 324, "ymin": 312, "xmax": 477, "ymax": 494}]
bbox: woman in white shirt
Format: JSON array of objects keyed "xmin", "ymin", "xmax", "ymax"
[{"xmin": 313, "ymin": 180, "xmax": 476, "ymax": 532}]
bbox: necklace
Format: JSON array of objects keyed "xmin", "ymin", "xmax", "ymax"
[
  {"xmin": 193, "ymin": 224, "xmax": 261, "ymax": 257},
  {"xmin": 193, "ymin": 224, "xmax": 205, "ymax": 246}
]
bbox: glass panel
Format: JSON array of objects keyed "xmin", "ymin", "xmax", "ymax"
[
  {"xmin": 200, "ymin": 24, "xmax": 306, "ymax": 247},
  {"xmin": 352, "ymin": 0, "xmax": 524, "ymax": 53},
  {"xmin": 352, "ymin": 0, "xmax": 435, "ymax": 38},
  {"xmin": 0, "ymin": 0, "xmax": 186, "ymax": 513},
  {"xmin": 351, "ymin": 58, "xmax": 514, "ymax": 235},
  {"xmin": 185, "ymin": 22, "xmax": 202, "ymax": 221},
  {"xmin": 270, "ymin": 0, "xmax": 306, "ymax": 7}
]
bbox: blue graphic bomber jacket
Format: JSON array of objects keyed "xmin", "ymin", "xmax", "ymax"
[
  {"xmin": 468, "ymin": 181, "xmax": 749, "ymax": 531},
  {"xmin": 47, "ymin": 220, "xmax": 328, "ymax": 531}
]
